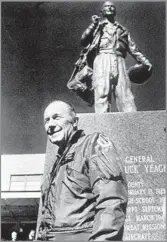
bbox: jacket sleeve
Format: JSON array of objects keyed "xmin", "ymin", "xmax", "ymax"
[
  {"xmin": 88, "ymin": 134, "xmax": 128, "ymax": 241},
  {"xmin": 81, "ymin": 23, "xmax": 98, "ymax": 47},
  {"xmin": 127, "ymin": 32, "xmax": 151, "ymax": 66}
]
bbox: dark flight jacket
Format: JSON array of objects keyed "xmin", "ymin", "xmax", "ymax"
[{"xmin": 37, "ymin": 130, "xmax": 128, "ymax": 241}]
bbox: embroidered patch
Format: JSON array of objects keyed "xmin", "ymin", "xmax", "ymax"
[
  {"xmin": 97, "ymin": 134, "xmax": 112, "ymax": 147},
  {"xmin": 95, "ymin": 134, "xmax": 113, "ymax": 153}
]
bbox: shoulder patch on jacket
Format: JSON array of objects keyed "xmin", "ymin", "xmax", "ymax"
[
  {"xmin": 97, "ymin": 134, "xmax": 111, "ymax": 147},
  {"xmin": 95, "ymin": 134, "xmax": 113, "ymax": 153}
]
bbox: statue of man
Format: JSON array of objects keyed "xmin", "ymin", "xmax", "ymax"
[
  {"xmin": 68, "ymin": 1, "xmax": 152, "ymax": 113},
  {"xmin": 36, "ymin": 100, "xmax": 128, "ymax": 241}
]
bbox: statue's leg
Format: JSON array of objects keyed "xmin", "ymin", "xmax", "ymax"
[
  {"xmin": 115, "ymin": 57, "xmax": 137, "ymax": 112},
  {"xmin": 93, "ymin": 54, "xmax": 110, "ymax": 113},
  {"xmin": 94, "ymin": 86, "xmax": 109, "ymax": 113}
]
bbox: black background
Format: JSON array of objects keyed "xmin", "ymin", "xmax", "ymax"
[{"xmin": 1, "ymin": 1, "xmax": 166, "ymax": 154}]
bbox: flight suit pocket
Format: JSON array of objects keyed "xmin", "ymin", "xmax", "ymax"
[{"xmin": 65, "ymin": 165, "xmax": 91, "ymax": 194}]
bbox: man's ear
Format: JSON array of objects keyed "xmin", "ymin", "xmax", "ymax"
[{"xmin": 73, "ymin": 117, "xmax": 79, "ymax": 130}]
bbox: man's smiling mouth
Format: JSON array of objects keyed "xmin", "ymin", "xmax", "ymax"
[{"xmin": 47, "ymin": 127, "xmax": 62, "ymax": 135}]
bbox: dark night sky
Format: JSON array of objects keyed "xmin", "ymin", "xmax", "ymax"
[{"xmin": 1, "ymin": 1, "xmax": 166, "ymax": 154}]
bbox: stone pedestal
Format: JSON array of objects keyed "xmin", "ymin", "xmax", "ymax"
[{"xmin": 37, "ymin": 111, "xmax": 166, "ymax": 241}]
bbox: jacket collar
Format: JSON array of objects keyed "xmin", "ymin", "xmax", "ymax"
[
  {"xmin": 56, "ymin": 130, "xmax": 85, "ymax": 166},
  {"xmin": 57, "ymin": 129, "xmax": 85, "ymax": 156},
  {"xmin": 100, "ymin": 19, "xmax": 117, "ymax": 25},
  {"xmin": 99, "ymin": 19, "xmax": 127, "ymax": 32}
]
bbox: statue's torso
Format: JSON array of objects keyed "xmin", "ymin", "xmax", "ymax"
[{"xmin": 99, "ymin": 22, "xmax": 118, "ymax": 50}]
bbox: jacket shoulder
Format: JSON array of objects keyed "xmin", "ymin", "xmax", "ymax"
[
  {"xmin": 88, "ymin": 133, "xmax": 126, "ymax": 180},
  {"xmin": 77, "ymin": 132, "xmax": 127, "ymax": 183},
  {"xmin": 116, "ymin": 22, "xmax": 130, "ymax": 38},
  {"xmin": 82, "ymin": 132, "xmax": 114, "ymax": 157}
]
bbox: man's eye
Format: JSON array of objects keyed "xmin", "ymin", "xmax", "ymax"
[
  {"xmin": 53, "ymin": 115, "xmax": 61, "ymax": 120},
  {"xmin": 44, "ymin": 119, "xmax": 49, "ymax": 124}
]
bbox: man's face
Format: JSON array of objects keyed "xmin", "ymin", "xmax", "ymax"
[
  {"xmin": 44, "ymin": 102, "xmax": 77, "ymax": 146},
  {"xmin": 102, "ymin": 1, "xmax": 116, "ymax": 17}
]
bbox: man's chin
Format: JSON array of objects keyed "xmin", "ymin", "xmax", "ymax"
[
  {"xmin": 49, "ymin": 137, "xmax": 62, "ymax": 145},
  {"xmin": 50, "ymin": 140, "xmax": 58, "ymax": 145}
]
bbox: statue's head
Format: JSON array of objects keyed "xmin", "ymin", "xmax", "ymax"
[
  {"xmin": 101, "ymin": 1, "xmax": 116, "ymax": 18},
  {"xmin": 44, "ymin": 100, "xmax": 78, "ymax": 147}
]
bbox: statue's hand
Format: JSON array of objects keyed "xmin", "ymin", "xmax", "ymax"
[
  {"xmin": 91, "ymin": 15, "xmax": 100, "ymax": 25},
  {"xmin": 143, "ymin": 61, "xmax": 152, "ymax": 72},
  {"xmin": 147, "ymin": 63, "xmax": 152, "ymax": 72}
]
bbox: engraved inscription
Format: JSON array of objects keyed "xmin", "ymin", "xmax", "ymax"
[{"xmin": 123, "ymin": 154, "xmax": 166, "ymax": 241}]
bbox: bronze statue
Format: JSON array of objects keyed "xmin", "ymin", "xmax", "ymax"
[
  {"xmin": 36, "ymin": 100, "xmax": 128, "ymax": 240},
  {"xmin": 67, "ymin": 1, "xmax": 152, "ymax": 113}
]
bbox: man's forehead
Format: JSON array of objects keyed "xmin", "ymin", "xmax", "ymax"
[{"xmin": 44, "ymin": 102, "xmax": 69, "ymax": 117}]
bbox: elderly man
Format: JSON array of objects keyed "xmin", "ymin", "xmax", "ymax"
[
  {"xmin": 36, "ymin": 100, "xmax": 128, "ymax": 241},
  {"xmin": 68, "ymin": 1, "xmax": 152, "ymax": 113}
]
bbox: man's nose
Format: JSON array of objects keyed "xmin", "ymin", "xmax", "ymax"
[
  {"xmin": 47, "ymin": 125, "xmax": 55, "ymax": 135},
  {"xmin": 48, "ymin": 118, "xmax": 57, "ymax": 127},
  {"xmin": 46, "ymin": 119, "xmax": 57, "ymax": 132}
]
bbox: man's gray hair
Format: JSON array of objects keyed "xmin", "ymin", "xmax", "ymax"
[{"xmin": 45, "ymin": 100, "xmax": 77, "ymax": 121}]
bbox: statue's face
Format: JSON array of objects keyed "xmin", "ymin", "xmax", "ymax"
[
  {"xmin": 101, "ymin": 1, "xmax": 116, "ymax": 17},
  {"xmin": 44, "ymin": 102, "xmax": 77, "ymax": 146}
]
